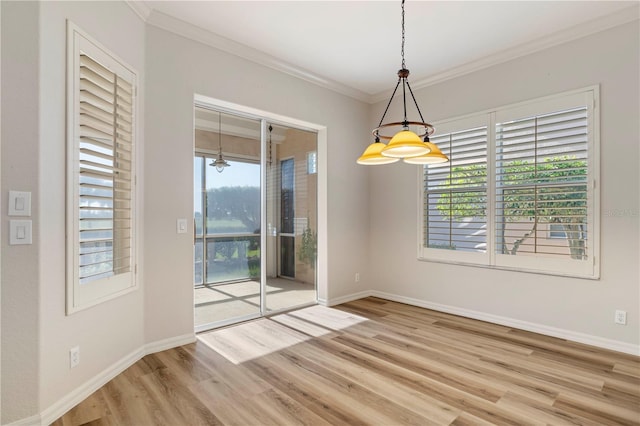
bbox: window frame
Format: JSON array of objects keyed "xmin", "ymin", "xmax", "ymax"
[
  {"xmin": 418, "ymin": 113, "xmax": 490, "ymax": 266},
  {"xmin": 307, "ymin": 151, "xmax": 317, "ymax": 174},
  {"xmin": 418, "ymin": 86, "xmax": 600, "ymax": 279},
  {"xmin": 66, "ymin": 22, "xmax": 139, "ymax": 314}
]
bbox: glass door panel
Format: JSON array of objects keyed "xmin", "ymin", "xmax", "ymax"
[
  {"xmin": 265, "ymin": 124, "xmax": 318, "ymax": 313},
  {"xmin": 194, "ymin": 108, "xmax": 262, "ymax": 330}
]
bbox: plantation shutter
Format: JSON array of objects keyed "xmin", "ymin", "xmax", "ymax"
[
  {"xmin": 78, "ymin": 54, "xmax": 134, "ymax": 284},
  {"xmin": 495, "ymin": 107, "xmax": 589, "ymax": 260},
  {"xmin": 68, "ymin": 23, "xmax": 137, "ymax": 312},
  {"xmin": 419, "ymin": 89, "xmax": 597, "ymax": 278},
  {"xmin": 424, "ymin": 125, "xmax": 488, "ymax": 254}
]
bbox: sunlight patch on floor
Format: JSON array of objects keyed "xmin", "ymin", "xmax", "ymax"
[{"xmin": 198, "ymin": 305, "xmax": 368, "ymax": 364}]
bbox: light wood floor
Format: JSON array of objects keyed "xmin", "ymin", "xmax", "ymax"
[{"xmin": 53, "ymin": 297, "xmax": 640, "ymax": 425}]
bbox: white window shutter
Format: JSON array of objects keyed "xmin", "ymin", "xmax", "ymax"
[{"xmin": 67, "ymin": 22, "xmax": 137, "ymax": 313}]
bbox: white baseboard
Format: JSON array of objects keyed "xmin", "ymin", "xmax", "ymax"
[
  {"xmin": 4, "ymin": 414, "xmax": 41, "ymax": 426},
  {"xmin": 145, "ymin": 333, "xmax": 196, "ymax": 355},
  {"xmin": 39, "ymin": 347, "xmax": 144, "ymax": 425},
  {"xmin": 37, "ymin": 333, "xmax": 196, "ymax": 426},
  {"xmin": 16, "ymin": 293, "xmax": 638, "ymax": 425},
  {"xmin": 369, "ymin": 290, "xmax": 640, "ymax": 356},
  {"xmin": 323, "ymin": 291, "xmax": 371, "ymax": 307}
]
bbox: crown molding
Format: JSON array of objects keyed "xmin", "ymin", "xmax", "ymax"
[
  {"xmin": 131, "ymin": 2, "xmax": 637, "ymax": 105},
  {"xmin": 370, "ymin": 4, "xmax": 640, "ymax": 103},
  {"xmin": 145, "ymin": 9, "xmax": 372, "ymax": 103},
  {"xmin": 125, "ymin": 1, "xmax": 152, "ymax": 22}
]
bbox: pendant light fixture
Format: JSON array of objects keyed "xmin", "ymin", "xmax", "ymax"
[
  {"xmin": 210, "ymin": 111, "xmax": 230, "ymax": 173},
  {"xmin": 357, "ymin": 0, "xmax": 448, "ymax": 166}
]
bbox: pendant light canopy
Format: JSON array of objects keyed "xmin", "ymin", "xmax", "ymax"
[
  {"xmin": 358, "ymin": 0, "xmax": 448, "ymax": 166},
  {"xmin": 210, "ymin": 111, "xmax": 230, "ymax": 173}
]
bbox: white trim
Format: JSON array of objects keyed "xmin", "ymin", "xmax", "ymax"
[
  {"xmin": 38, "ymin": 333, "xmax": 195, "ymax": 426},
  {"xmin": 369, "ymin": 291, "xmax": 640, "ymax": 356},
  {"xmin": 40, "ymin": 347, "xmax": 144, "ymax": 425},
  {"xmin": 325, "ymin": 290, "xmax": 638, "ymax": 356},
  {"xmin": 371, "ymin": 5, "xmax": 639, "ymax": 103},
  {"xmin": 143, "ymin": 333, "xmax": 196, "ymax": 355},
  {"xmin": 142, "ymin": 4, "xmax": 637, "ymax": 104},
  {"xmin": 126, "ymin": 0, "xmax": 640, "ymax": 104},
  {"xmin": 125, "ymin": 0, "xmax": 152, "ymax": 22},
  {"xmin": 124, "ymin": 3, "xmax": 637, "ymax": 104},
  {"xmin": 419, "ymin": 86, "xmax": 599, "ymax": 279},
  {"xmin": 66, "ymin": 21, "xmax": 140, "ymax": 314},
  {"xmin": 14, "ymin": 290, "xmax": 638, "ymax": 425},
  {"xmin": 324, "ymin": 291, "xmax": 372, "ymax": 307},
  {"xmin": 193, "ymin": 94, "xmax": 328, "ymax": 316},
  {"xmin": 194, "ymin": 95, "xmax": 324, "ymax": 134},
  {"xmin": 148, "ymin": 10, "xmax": 369, "ymax": 103},
  {"xmin": 4, "ymin": 415, "xmax": 41, "ymax": 426}
]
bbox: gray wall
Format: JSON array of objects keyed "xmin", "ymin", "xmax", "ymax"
[
  {"xmin": 1, "ymin": 1, "xmax": 371, "ymax": 422},
  {"xmin": 143, "ymin": 24, "xmax": 371, "ymax": 343},
  {"xmin": 1, "ymin": 1, "xmax": 637, "ymax": 423},
  {"xmin": 1, "ymin": 1, "xmax": 40, "ymax": 420},
  {"xmin": 2, "ymin": 1, "xmax": 147, "ymax": 423},
  {"xmin": 369, "ymin": 21, "xmax": 639, "ymax": 349}
]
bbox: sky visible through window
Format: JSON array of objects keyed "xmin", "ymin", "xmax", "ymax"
[{"xmin": 194, "ymin": 158, "xmax": 261, "ymax": 214}]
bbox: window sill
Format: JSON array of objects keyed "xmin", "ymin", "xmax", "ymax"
[{"xmin": 417, "ymin": 255, "xmax": 600, "ymax": 280}]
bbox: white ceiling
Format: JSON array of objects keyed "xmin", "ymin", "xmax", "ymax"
[{"xmin": 138, "ymin": 1, "xmax": 637, "ymax": 102}]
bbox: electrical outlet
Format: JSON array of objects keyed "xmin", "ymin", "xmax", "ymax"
[
  {"xmin": 355, "ymin": 272, "xmax": 360, "ymax": 282},
  {"xmin": 614, "ymin": 310, "xmax": 627, "ymax": 325},
  {"xmin": 70, "ymin": 346, "xmax": 80, "ymax": 368}
]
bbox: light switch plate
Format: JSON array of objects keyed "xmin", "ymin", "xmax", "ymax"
[
  {"xmin": 177, "ymin": 218, "xmax": 188, "ymax": 234},
  {"xmin": 10, "ymin": 220, "xmax": 32, "ymax": 245},
  {"xmin": 9, "ymin": 190, "xmax": 31, "ymax": 216}
]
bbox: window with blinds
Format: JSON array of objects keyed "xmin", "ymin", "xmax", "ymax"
[
  {"xmin": 424, "ymin": 127, "xmax": 487, "ymax": 253},
  {"xmin": 67, "ymin": 23, "xmax": 137, "ymax": 312},
  {"xmin": 419, "ymin": 88, "xmax": 598, "ymax": 278},
  {"xmin": 495, "ymin": 107, "xmax": 588, "ymax": 260}
]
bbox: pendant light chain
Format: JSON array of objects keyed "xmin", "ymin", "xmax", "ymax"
[
  {"xmin": 268, "ymin": 124, "xmax": 273, "ymax": 165},
  {"xmin": 401, "ymin": 0, "xmax": 406, "ymax": 70},
  {"xmin": 357, "ymin": 0, "xmax": 449, "ymax": 165},
  {"xmin": 218, "ymin": 111, "xmax": 222, "ymax": 152},
  {"xmin": 211, "ymin": 110, "xmax": 231, "ymax": 172}
]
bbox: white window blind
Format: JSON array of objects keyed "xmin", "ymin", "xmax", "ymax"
[
  {"xmin": 424, "ymin": 126, "xmax": 488, "ymax": 253},
  {"xmin": 495, "ymin": 107, "xmax": 589, "ymax": 260},
  {"xmin": 419, "ymin": 88, "xmax": 598, "ymax": 278},
  {"xmin": 67, "ymin": 23, "xmax": 137, "ymax": 312}
]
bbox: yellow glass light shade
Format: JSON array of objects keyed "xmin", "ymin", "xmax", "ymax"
[
  {"xmin": 381, "ymin": 130, "xmax": 431, "ymax": 158},
  {"xmin": 403, "ymin": 142, "xmax": 449, "ymax": 164},
  {"xmin": 357, "ymin": 142, "xmax": 400, "ymax": 165}
]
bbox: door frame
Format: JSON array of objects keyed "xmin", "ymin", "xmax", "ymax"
[{"xmin": 194, "ymin": 94, "xmax": 327, "ymax": 329}]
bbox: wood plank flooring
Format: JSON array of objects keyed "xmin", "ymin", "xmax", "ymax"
[{"xmin": 53, "ymin": 297, "xmax": 640, "ymax": 425}]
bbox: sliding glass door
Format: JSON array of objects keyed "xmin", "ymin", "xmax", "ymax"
[
  {"xmin": 265, "ymin": 124, "xmax": 318, "ymax": 313},
  {"xmin": 194, "ymin": 110, "xmax": 262, "ymax": 330},
  {"xmin": 194, "ymin": 106, "xmax": 317, "ymax": 331}
]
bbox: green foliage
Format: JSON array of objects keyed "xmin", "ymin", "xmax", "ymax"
[
  {"xmin": 499, "ymin": 157, "xmax": 587, "ymax": 222},
  {"xmin": 427, "ymin": 242, "xmax": 457, "ymax": 250},
  {"xmin": 298, "ymin": 226, "xmax": 317, "ymax": 269},
  {"xmin": 434, "ymin": 156, "xmax": 588, "ymax": 259},
  {"xmin": 436, "ymin": 164, "xmax": 487, "ymax": 220}
]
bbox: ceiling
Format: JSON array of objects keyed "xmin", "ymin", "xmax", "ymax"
[{"xmin": 138, "ymin": 1, "xmax": 637, "ymax": 102}]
